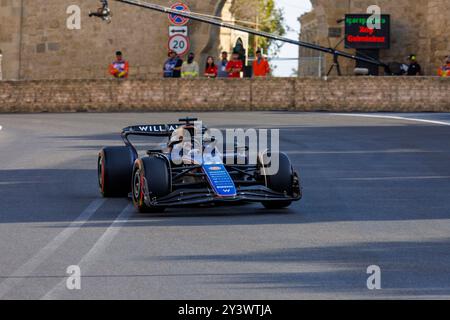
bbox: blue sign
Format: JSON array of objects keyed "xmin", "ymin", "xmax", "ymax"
[{"xmin": 203, "ymin": 164, "xmax": 237, "ymax": 197}]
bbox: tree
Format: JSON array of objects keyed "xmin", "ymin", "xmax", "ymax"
[{"xmin": 231, "ymin": 0, "xmax": 286, "ymax": 57}]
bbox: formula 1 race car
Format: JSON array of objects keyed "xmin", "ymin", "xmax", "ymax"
[{"xmin": 98, "ymin": 118, "xmax": 302, "ymax": 213}]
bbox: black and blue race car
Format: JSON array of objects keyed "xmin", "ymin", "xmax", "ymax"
[{"xmin": 98, "ymin": 118, "xmax": 302, "ymax": 213}]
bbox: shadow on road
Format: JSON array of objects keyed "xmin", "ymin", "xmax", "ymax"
[
  {"xmin": 1, "ymin": 124, "xmax": 450, "ymax": 225},
  {"xmin": 142, "ymin": 239, "xmax": 450, "ymax": 297},
  {"xmin": 1, "ymin": 166, "xmax": 450, "ymax": 226}
]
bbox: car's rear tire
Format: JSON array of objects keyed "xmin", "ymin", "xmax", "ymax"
[
  {"xmin": 260, "ymin": 152, "xmax": 294, "ymax": 209},
  {"xmin": 98, "ymin": 147, "xmax": 136, "ymax": 198},
  {"xmin": 132, "ymin": 156, "xmax": 171, "ymax": 213}
]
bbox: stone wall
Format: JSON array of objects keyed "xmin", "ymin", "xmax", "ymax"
[
  {"xmin": 0, "ymin": 77, "xmax": 448, "ymax": 113},
  {"xmin": 0, "ymin": 0, "xmax": 231, "ymax": 80},
  {"xmin": 299, "ymin": 0, "xmax": 450, "ymax": 76},
  {"xmin": 0, "ymin": 0, "xmax": 22, "ymax": 80}
]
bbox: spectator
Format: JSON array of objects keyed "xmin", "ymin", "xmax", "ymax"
[
  {"xmin": 226, "ymin": 51, "xmax": 243, "ymax": 78},
  {"xmin": 438, "ymin": 55, "xmax": 450, "ymax": 77},
  {"xmin": 204, "ymin": 56, "xmax": 218, "ymax": 78},
  {"xmin": 163, "ymin": 50, "xmax": 183, "ymax": 78},
  {"xmin": 406, "ymin": 54, "xmax": 421, "ymax": 76},
  {"xmin": 217, "ymin": 51, "xmax": 229, "ymax": 78},
  {"xmin": 181, "ymin": 52, "xmax": 199, "ymax": 78},
  {"xmin": 252, "ymin": 49, "xmax": 270, "ymax": 77},
  {"xmin": 109, "ymin": 51, "xmax": 129, "ymax": 79},
  {"xmin": 172, "ymin": 55, "xmax": 183, "ymax": 78}
]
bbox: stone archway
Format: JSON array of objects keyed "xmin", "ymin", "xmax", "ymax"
[{"xmin": 198, "ymin": 0, "xmax": 228, "ymax": 66}]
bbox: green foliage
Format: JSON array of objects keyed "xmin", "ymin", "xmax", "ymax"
[
  {"xmin": 254, "ymin": 0, "xmax": 286, "ymax": 56},
  {"xmin": 231, "ymin": 0, "xmax": 286, "ymax": 57}
]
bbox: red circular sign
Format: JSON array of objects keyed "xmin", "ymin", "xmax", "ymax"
[
  {"xmin": 168, "ymin": 3, "xmax": 190, "ymax": 26},
  {"xmin": 168, "ymin": 34, "xmax": 190, "ymax": 56}
]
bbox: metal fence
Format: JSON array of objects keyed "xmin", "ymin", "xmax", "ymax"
[
  {"xmin": 298, "ymin": 54, "xmax": 326, "ymax": 77},
  {"xmin": 260, "ymin": 54, "xmax": 326, "ymax": 77}
]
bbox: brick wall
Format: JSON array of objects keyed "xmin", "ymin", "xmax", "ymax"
[{"xmin": 0, "ymin": 77, "xmax": 449, "ymax": 113}]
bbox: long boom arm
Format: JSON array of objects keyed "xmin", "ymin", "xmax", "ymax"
[{"xmin": 92, "ymin": 0, "xmax": 389, "ymax": 69}]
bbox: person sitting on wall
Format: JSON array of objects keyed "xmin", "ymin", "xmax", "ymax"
[
  {"xmin": 406, "ymin": 54, "xmax": 421, "ymax": 76},
  {"xmin": 109, "ymin": 51, "xmax": 129, "ymax": 79},
  {"xmin": 438, "ymin": 55, "xmax": 450, "ymax": 77},
  {"xmin": 226, "ymin": 51, "xmax": 243, "ymax": 78},
  {"xmin": 252, "ymin": 49, "xmax": 270, "ymax": 77}
]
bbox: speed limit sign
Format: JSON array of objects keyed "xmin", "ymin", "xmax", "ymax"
[{"xmin": 168, "ymin": 34, "xmax": 190, "ymax": 56}]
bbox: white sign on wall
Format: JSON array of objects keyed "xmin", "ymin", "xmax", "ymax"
[
  {"xmin": 169, "ymin": 26, "xmax": 188, "ymax": 37},
  {"xmin": 168, "ymin": 34, "xmax": 190, "ymax": 56}
]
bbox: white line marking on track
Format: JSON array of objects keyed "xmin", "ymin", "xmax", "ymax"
[
  {"xmin": 286, "ymin": 149, "xmax": 436, "ymax": 155},
  {"xmin": 41, "ymin": 204, "xmax": 134, "ymax": 300},
  {"xmin": 0, "ymin": 199, "xmax": 106, "ymax": 299},
  {"xmin": 331, "ymin": 114, "xmax": 450, "ymax": 126}
]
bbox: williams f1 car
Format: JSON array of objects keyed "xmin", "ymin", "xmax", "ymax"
[{"xmin": 98, "ymin": 118, "xmax": 302, "ymax": 213}]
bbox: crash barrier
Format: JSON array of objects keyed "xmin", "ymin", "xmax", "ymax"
[{"xmin": 0, "ymin": 77, "xmax": 448, "ymax": 113}]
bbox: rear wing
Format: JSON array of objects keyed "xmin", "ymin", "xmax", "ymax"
[
  {"xmin": 122, "ymin": 124, "xmax": 181, "ymax": 137},
  {"xmin": 121, "ymin": 124, "xmax": 182, "ymax": 153}
]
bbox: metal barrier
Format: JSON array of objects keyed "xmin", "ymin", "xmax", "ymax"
[{"xmin": 298, "ymin": 55, "xmax": 326, "ymax": 77}]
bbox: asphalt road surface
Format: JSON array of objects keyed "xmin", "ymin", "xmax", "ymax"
[{"xmin": 0, "ymin": 112, "xmax": 450, "ymax": 300}]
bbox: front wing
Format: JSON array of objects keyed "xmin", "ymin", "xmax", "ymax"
[{"xmin": 144, "ymin": 185, "xmax": 302, "ymax": 207}]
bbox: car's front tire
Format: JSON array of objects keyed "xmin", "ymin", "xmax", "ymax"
[
  {"xmin": 259, "ymin": 152, "xmax": 294, "ymax": 209},
  {"xmin": 132, "ymin": 156, "xmax": 171, "ymax": 213},
  {"xmin": 98, "ymin": 147, "xmax": 136, "ymax": 197}
]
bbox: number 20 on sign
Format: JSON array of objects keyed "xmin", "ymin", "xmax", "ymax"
[{"xmin": 168, "ymin": 34, "xmax": 190, "ymax": 56}]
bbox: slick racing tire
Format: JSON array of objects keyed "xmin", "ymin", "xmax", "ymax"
[
  {"xmin": 259, "ymin": 152, "xmax": 294, "ymax": 209},
  {"xmin": 132, "ymin": 156, "xmax": 171, "ymax": 213},
  {"xmin": 98, "ymin": 147, "xmax": 136, "ymax": 198}
]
